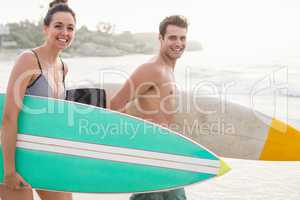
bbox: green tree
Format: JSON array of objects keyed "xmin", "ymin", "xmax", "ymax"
[{"xmin": 7, "ymin": 20, "xmax": 43, "ymax": 48}]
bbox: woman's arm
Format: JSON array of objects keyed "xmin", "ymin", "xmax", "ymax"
[{"xmin": 1, "ymin": 52, "xmax": 35, "ymax": 189}]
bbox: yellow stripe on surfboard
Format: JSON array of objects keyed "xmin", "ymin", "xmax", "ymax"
[
  {"xmin": 260, "ymin": 118, "xmax": 300, "ymax": 161},
  {"xmin": 217, "ymin": 159, "xmax": 231, "ymax": 177}
]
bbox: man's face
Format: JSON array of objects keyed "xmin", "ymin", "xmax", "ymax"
[{"xmin": 160, "ymin": 25, "xmax": 187, "ymax": 59}]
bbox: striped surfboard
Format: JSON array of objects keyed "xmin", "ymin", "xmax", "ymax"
[
  {"xmin": 172, "ymin": 93, "xmax": 300, "ymax": 161},
  {"xmin": 101, "ymin": 83, "xmax": 300, "ymax": 161},
  {"xmin": 0, "ymin": 94, "xmax": 230, "ymax": 193}
]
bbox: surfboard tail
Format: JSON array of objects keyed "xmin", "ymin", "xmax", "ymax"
[
  {"xmin": 217, "ymin": 159, "xmax": 231, "ymax": 177},
  {"xmin": 259, "ymin": 118, "xmax": 300, "ymax": 161}
]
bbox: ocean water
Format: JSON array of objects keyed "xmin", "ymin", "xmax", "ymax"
[
  {"xmin": 65, "ymin": 51, "xmax": 300, "ymax": 128},
  {"xmin": 0, "ymin": 51, "xmax": 300, "ymax": 199}
]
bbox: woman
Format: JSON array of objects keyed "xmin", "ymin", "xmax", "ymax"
[{"xmin": 0, "ymin": 0, "xmax": 76, "ymax": 199}]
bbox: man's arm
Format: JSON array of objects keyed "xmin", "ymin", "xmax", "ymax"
[{"xmin": 110, "ymin": 63, "xmax": 159, "ymax": 112}]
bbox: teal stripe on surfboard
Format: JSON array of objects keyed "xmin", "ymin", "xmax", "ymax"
[
  {"xmin": 0, "ymin": 147, "xmax": 215, "ymax": 193},
  {"xmin": 0, "ymin": 94, "xmax": 217, "ymax": 160}
]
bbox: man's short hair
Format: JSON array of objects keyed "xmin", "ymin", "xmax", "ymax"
[{"xmin": 159, "ymin": 15, "xmax": 188, "ymax": 38}]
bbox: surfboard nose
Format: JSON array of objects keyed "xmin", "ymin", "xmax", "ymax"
[{"xmin": 217, "ymin": 159, "xmax": 231, "ymax": 177}]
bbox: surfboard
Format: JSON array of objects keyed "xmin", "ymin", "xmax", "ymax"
[
  {"xmin": 98, "ymin": 82, "xmax": 300, "ymax": 161},
  {"xmin": 0, "ymin": 93, "xmax": 230, "ymax": 193}
]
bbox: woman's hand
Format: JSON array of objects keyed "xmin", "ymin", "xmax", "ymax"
[{"xmin": 3, "ymin": 172, "xmax": 32, "ymax": 190}]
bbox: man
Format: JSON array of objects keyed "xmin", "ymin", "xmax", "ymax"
[{"xmin": 110, "ymin": 15, "xmax": 188, "ymax": 200}]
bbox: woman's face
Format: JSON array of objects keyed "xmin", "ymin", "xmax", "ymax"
[{"xmin": 44, "ymin": 11, "xmax": 75, "ymax": 50}]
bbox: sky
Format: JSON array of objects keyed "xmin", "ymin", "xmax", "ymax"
[{"xmin": 0, "ymin": 0, "xmax": 300, "ymax": 57}]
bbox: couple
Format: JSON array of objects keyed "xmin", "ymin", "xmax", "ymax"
[{"xmin": 0, "ymin": 0, "xmax": 189, "ymax": 200}]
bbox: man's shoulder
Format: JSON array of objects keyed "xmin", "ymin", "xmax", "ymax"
[{"xmin": 137, "ymin": 61, "xmax": 163, "ymax": 75}]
